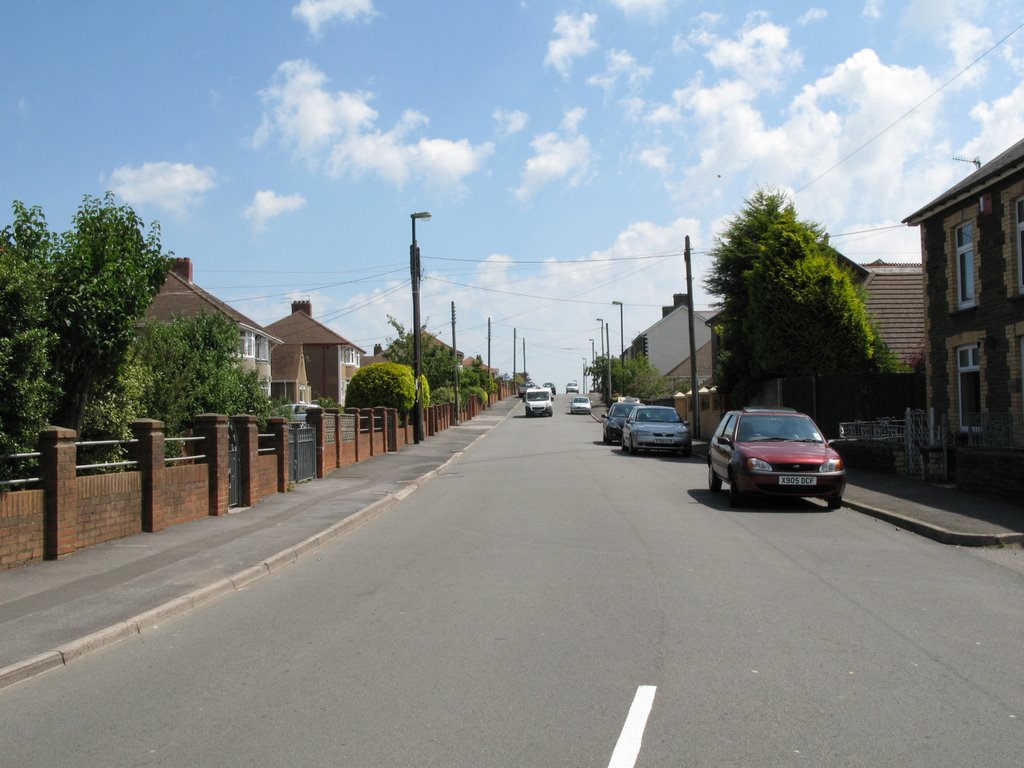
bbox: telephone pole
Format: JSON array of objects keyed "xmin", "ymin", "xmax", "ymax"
[{"xmin": 685, "ymin": 235, "xmax": 700, "ymax": 439}]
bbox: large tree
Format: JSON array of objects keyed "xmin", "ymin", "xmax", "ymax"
[
  {"xmin": 46, "ymin": 193, "xmax": 170, "ymax": 432},
  {"xmin": 704, "ymin": 187, "xmax": 893, "ymax": 402},
  {"xmin": 0, "ymin": 203, "xmax": 58, "ymax": 453},
  {"xmin": 381, "ymin": 315, "xmax": 458, "ymax": 392}
]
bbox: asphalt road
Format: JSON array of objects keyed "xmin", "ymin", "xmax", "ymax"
[{"xmin": 1, "ymin": 400, "xmax": 1021, "ymax": 767}]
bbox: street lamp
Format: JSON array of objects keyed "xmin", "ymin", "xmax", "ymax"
[
  {"xmin": 410, "ymin": 211, "xmax": 431, "ymax": 443},
  {"xmin": 596, "ymin": 318, "xmax": 606, "ymax": 405},
  {"xmin": 612, "ymin": 300, "xmax": 624, "ymax": 358},
  {"xmin": 582, "ymin": 357, "xmax": 588, "ymax": 393}
]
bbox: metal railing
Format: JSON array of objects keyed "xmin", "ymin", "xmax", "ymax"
[{"xmin": 963, "ymin": 412, "xmax": 1021, "ymax": 449}]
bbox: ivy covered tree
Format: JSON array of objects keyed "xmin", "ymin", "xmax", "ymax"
[{"xmin": 704, "ymin": 187, "xmax": 894, "ymax": 403}]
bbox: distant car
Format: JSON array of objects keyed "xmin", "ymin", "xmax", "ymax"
[
  {"xmin": 523, "ymin": 387, "xmax": 554, "ymax": 417},
  {"xmin": 569, "ymin": 395, "xmax": 592, "ymax": 414},
  {"xmin": 286, "ymin": 403, "xmax": 313, "ymax": 421},
  {"xmin": 602, "ymin": 400, "xmax": 642, "ymax": 444},
  {"xmin": 565, "ymin": 381, "xmax": 580, "ymax": 393},
  {"xmin": 620, "ymin": 405, "xmax": 692, "ymax": 456},
  {"xmin": 518, "ymin": 380, "xmax": 537, "ymax": 399},
  {"xmin": 543, "ymin": 382, "xmax": 557, "ymax": 395},
  {"xmin": 707, "ymin": 407, "xmax": 846, "ymax": 509}
]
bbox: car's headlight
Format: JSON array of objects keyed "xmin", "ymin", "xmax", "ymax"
[
  {"xmin": 819, "ymin": 458, "xmax": 844, "ymax": 472},
  {"xmin": 745, "ymin": 457, "xmax": 773, "ymax": 472}
]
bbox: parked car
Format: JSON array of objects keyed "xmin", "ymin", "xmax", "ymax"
[
  {"xmin": 543, "ymin": 381, "xmax": 557, "ymax": 395},
  {"xmin": 620, "ymin": 405, "xmax": 692, "ymax": 456},
  {"xmin": 707, "ymin": 407, "xmax": 845, "ymax": 509},
  {"xmin": 569, "ymin": 395, "xmax": 592, "ymax": 414},
  {"xmin": 286, "ymin": 403, "xmax": 312, "ymax": 421},
  {"xmin": 518, "ymin": 379, "xmax": 536, "ymax": 399},
  {"xmin": 602, "ymin": 400, "xmax": 642, "ymax": 444},
  {"xmin": 523, "ymin": 387, "xmax": 554, "ymax": 417},
  {"xmin": 565, "ymin": 380, "xmax": 580, "ymax": 393}
]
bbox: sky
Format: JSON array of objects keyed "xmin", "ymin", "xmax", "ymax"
[{"xmin": 4, "ymin": 1, "xmax": 1023, "ymax": 392}]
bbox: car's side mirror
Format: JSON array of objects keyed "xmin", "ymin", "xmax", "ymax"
[
  {"xmin": 718, "ymin": 435, "xmax": 731, "ymax": 446},
  {"xmin": 601, "ymin": 414, "xmax": 607, "ymax": 419}
]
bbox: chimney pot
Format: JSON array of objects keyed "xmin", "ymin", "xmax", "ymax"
[{"xmin": 291, "ymin": 300, "xmax": 312, "ymax": 316}]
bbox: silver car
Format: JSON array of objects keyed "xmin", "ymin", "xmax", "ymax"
[
  {"xmin": 621, "ymin": 405, "xmax": 692, "ymax": 456},
  {"xmin": 569, "ymin": 396, "xmax": 592, "ymax": 414}
]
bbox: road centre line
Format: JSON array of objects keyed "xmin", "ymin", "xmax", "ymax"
[{"xmin": 607, "ymin": 685, "xmax": 657, "ymax": 768}]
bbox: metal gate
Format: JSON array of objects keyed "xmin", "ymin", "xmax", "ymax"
[
  {"xmin": 228, "ymin": 420, "xmax": 241, "ymax": 507},
  {"xmin": 904, "ymin": 408, "xmax": 951, "ymax": 477},
  {"xmin": 290, "ymin": 422, "xmax": 316, "ymax": 483}
]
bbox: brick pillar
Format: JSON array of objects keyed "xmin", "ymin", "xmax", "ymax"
[
  {"xmin": 40, "ymin": 426, "xmax": 78, "ymax": 560},
  {"xmin": 131, "ymin": 419, "xmax": 166, "ymax": 532},
  {"xmin": 385, "ymin": 408, "xmax": 398, "ymax": 452},
  {"xmin": 194, "ymin": 414, "xmax": 229, "ymax": 516},
  {"xmin": 307, "ymin": 407, "xmax": 327, "ymax": 479},
  {"xmin": 268, "ymin": 417, "xmax": 290, "ymax": 491},
  {"xmin": 374, "ymin": 407, "xmax": 388, "ymax": 454},
  {"xmin": 327, "ymin": 408, "xmax": 341, "ymax": 468},
  {"xmin": 230, "ymin": 415, "xmax": 258, "ymax": 507}
]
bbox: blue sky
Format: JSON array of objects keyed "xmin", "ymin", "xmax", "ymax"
[{"xmin": 4, "ymin": 1, "xmax": 1023, "ymax": 390}]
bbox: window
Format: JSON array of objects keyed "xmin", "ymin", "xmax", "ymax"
[
  {"xmin": 240, "ymin": 330, "xmax": 255, "ymax": 358},
  {"xmin": 342, "ymin": 346, "xmax": 358, "ymax": 366},
  {"xmin": 957, "ymin": 344, "xmax": 981, "ymax": 430},
  {"xmin": 1016, "ymin": 198, "xmax": 1024, "ymax": 294},
  {"xmin": 956, "ymin": 222, "xmax": 975, "ymax": 308},
  {"xmin": 256, "ymin": 336, "xmax": 270, "ymax": 362}
]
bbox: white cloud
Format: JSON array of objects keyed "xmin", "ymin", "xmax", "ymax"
[
  {"xmin": 694, "ymin": 20, "xmax": 802, "ymax": 92},
  {"xmin": 244, "ymin": 190, "xmax": 307, "ymax": 232},
  {"xmin": 608, "ymin": 0, "xmax": 671, "ymax": 22},
  {"xmin": 798, "ymin": 8, "xmax": 828, "ymax": 25},
  {"xmin": 291, "ymin": 0, "xmax": 376, "ymax": 36},
  {"xmin": 587, "ymin": 49, "xmax": 653, "ymax": 94},
  {"xmin": 545, "ymin": 12, "xmax": 598, "ymax": 80},
  {"xmin": 962, "ymin": 81, "xmax": 1024, "ymax": 162},
  {"xmin": 107, "ymin": 161, "xmax": 217, "ymax": 216},
  {"xmin": 515, "ymin": 110, "xmax": 593, "ymax": 202},
  {"xmin": 493, "ymin": 108, "xmax": 529, "ymax": 137},
  {"xmin": 863, "ymin": 0, "xmax": 883, "ymax": 20},
  {"xmin": 637, "ymin": 145, "xmax": 672, "ymax": 173},
  {"xmin": 254, "ymin": 59, "xmax": 493, "ymax": 191}
]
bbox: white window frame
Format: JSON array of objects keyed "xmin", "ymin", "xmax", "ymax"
[
  {"xmin": 957, "ymin": 343, "xmax": 981, "ymax": 431},
  {"xmin": 1016, "ymin": 197, "xmax": 1024, "ymax": 294},
  {"xmin": 342, "ymin": 346, "xmax": 358, "ymax": 366},
  {"xmin": 240, "ymin": 330, "xmax": 255, "ymax": 359},
  {"xmin": 956, "ymin": 222, "xmax": 975, "ymax": 309},
  {"xmin": 256, "ymin": 336, "xmax": 270, "ymax": 362}
]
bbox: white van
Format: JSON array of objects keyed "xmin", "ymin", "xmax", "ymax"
[{"xmin": 523, "ymin": 387, "xmax": 554, "ymax": 417}]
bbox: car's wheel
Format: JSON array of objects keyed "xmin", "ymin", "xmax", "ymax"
[
  {"xmin": 708, "ymin": 462, "xmax": 722, "ymax": 492},
  {"xmin": 603, "ymin": 432, "xmax": 611, "ymax": 445},
  {"xmin": 727, "ymin": 472, "xmax": 743, "ymax": 507},
  {"xmin": 827, "ymin": 495, "xmax": 842, "ymax": 510},
  {"xmin": 621, "ymin": 436, "xmax": 629, "ymax": 452}
]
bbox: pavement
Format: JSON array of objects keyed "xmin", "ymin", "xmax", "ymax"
[{"xmin": 1, "ymin": 396, "xmax": 1021, "ymax": 691}]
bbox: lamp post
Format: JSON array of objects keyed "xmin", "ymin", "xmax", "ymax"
[
  {"xmin": 611, "ymin": 300, "xmax": 624, "ymax": 358},
  {"xmin": 410, "ymin": 211, "xmax": 431, "ymax": 443},
  {"xmin": 582, "ymin": 357, "xmax": 588, "ymax": 394},
  {"xmin": 596, "ymin": 318, "xmax": 605, "ymax": 405}
]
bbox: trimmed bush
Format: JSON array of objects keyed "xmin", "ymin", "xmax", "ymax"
[{"xmin": 345, "ymin": 362, "xmax": 415, "ymax": 412}]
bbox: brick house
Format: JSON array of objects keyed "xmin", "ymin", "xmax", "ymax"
[
  {"xmin": 266, "ymin": 301, "xmax": 365, "ymax": 406},
  {"xmin": 146, "ymin": 257, "xmax": 281, "ymax": 393},
  {"xmin": 903, "ymin": 136, "xmax": 1024, "ymax": 439},
  {"xmin": 269, "ymin": 344, "xmax": 311, "ymax": 404}
]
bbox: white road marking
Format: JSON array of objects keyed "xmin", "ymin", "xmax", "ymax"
[{"xmin": 607, "ymin": 685, "xmax": 657, "ymax": 768}]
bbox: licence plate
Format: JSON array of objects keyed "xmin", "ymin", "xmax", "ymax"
[{"xmin": 779, "ymin": 475, "xmax": 816, "ymax": 486}]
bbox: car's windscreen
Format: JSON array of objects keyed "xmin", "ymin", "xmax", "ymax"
[
  {"xmin": 526, "ymin": 391, "xmax": 549, "ymax": 401},
  {"xmin": 737, "ymin": 415, "xmax": 822, "ymax": 442},
  {"xmin": 633, "ymin": 409, "xmax": 681, "ymax": 423}
]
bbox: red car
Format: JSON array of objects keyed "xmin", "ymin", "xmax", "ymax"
[{"xmin": 707, "ymin": 407, "xmax": 845, "ymax": 509}]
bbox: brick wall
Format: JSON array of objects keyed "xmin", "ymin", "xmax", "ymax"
[
  {"xmin": 0, "ymin": 490, "xmax": 45, "ymax": 569},
  {"xmin": 956, "ymin": 447, "xmax": 1024, "ymax": 502},
  {"xmin": 159, "ymin": 464, "xmax": 209, "ymax": 528},
  {"xmin": 253, "ymin": 454, "xmax": 279, "ymax": 503},
  {"xmin": 76, "ymin": 472, "xmax": 143, "ymax": 548}
]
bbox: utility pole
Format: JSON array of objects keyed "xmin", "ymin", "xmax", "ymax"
[
  {"xmin": 522, "ymin": 337, "xmax": 527, "ymax": 381},
  {"xmin": 513, "ymin": 327, "xmax": 517, "ymax": 390},
  {"xmin": 487, "ymin": 317, "xmax": 492, "ymax": 400},
  {"xmin": 605, "ymin": 321, "xmax": 612, "ymax": 405},
  {"xmin": 451, "ymin": 301, "xmax": 459, "ymax": 425},
  {"xmin": 685, "ymin": 235, "xmax": 700, "ymax": 439}
]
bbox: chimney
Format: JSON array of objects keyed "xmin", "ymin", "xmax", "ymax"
[
  {"xmin": 291, "ymin": 300, "xmax": 312, "ymax": 316},
  {"xmin": 171, "ymin": 257, "xmax": 193, "ymax": 283},
  {"xmin": 373, "ymin": 343, "xmax": 383, "ymax": 355},
  {"xmin": 662, "ymin": 293, "xmax": 690, "ymax": 317}
]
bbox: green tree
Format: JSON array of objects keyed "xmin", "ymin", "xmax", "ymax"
[
  {"xmin": 345, "ymin": 362, "xmax": 416, "ymax": 413},
  {"xmin": 133, "ymin": 313, "xmax": 272, "ymax": 435},
  {"xmin": 0, "ymin": 202, "xmax": 58, "ymax": 454},
  {"xmin": 704, "ymin": 187, "xmax": 894, "ymax": 402},
  {"xmin": 381, "ymin": 315, "xmax": 455, "ymax": 392},
  {"xmin": 47, "ymin": 193, "xmax": 170, "ymax": 433}
]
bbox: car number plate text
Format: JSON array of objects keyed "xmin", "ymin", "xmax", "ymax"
[{"xmin": 779, "ymin": 475, "xmax": 816, "ymax": 486}]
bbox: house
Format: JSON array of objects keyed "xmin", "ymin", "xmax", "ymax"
[
  {"xmin": 903, "ymin": 136, "xmax": 1024, "ymax": 438},
  {"xmin": 146, "ymin": 257, "xmax": 281, "ymax": 393},
  {"xmin": 266, "ymin": 301, "xmax": 365, "ymax": 406},
  {"xmin": 269, "ymin": 344, "xmax": 311, "ymax": 405},
  {"xmin": 843, "ymin": 259, "xmax": 925, "ymax": 369},
  {"xmin": 625, "ymin": 293, "xmax": 714, "ymax": 386}
]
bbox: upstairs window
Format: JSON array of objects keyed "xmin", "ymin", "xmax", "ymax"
[
  {"xmin": 1016, "ymin": 198, "xmax": 1023, "ymax": 294},
  {"xmin": 240, "ymin": 330, "xmax": 255, "ymax": 359},
  {"xmin": 956, "ymin": 222, "xmax": 975, "ymax": 308},
  {"xmin": 256, "ymin": 336, "xmax": 270, "ymax": 362}
]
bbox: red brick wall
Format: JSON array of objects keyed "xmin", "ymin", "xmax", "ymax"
[
  {"xmin": 252, "ymin": 454, "xmax": 279, "ymax": 504},
  {"xmin": 159, "ymin": 464, "xmax": 209, "ymax": 528},
  {"xmin": 340, "ymin": 439, "xmax": 357, "ymax": 467},
  {"xmin": 0, "ymin": 489, "xmax": 45, "ymax": 569},
  {"xmin": 76, "ymin": 472, "xmax": 143, "ymax": 548}
]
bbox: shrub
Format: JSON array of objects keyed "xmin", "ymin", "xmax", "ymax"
[{"xmin": 345, "ymin": 362, "xmax": 415, "ymax": 412}]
